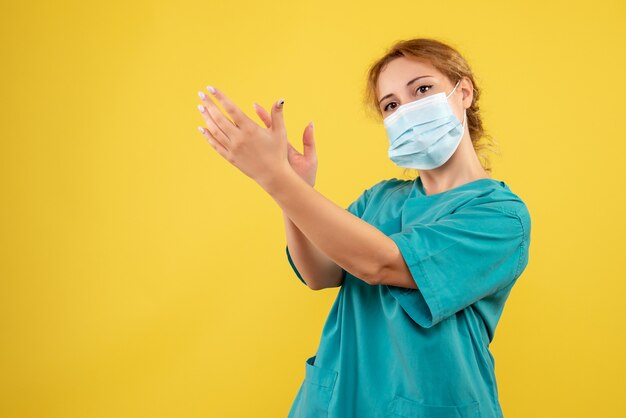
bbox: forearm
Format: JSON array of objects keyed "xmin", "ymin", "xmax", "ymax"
[
  {"xmin": 282, "ymin": 211, "xmax": 343, "ymax": 289},
  {"xmin": 263, "ymin": 166, "xmax": 393, "ymax": 284}
]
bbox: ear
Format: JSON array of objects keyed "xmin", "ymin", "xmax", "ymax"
[{"xmin": 460, "ymin": 77, "xmax": 474, "ymax": 108}]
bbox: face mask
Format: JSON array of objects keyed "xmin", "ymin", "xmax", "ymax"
[{"xmin": 383, "ymin": 79, "xmax": 467, "ymax": 170}]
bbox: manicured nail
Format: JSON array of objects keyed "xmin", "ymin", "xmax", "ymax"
[
  {"xmin": 276, "ymin": 98, "xmax": 285, "ymax": 109},
  {"xmin": 198, "ymin": 91, "xmax": 207, "ymax": 100},
  {"xmin": 206, "ymin": 85, "xmax": 216, "ymax": 95},
  {"xmin": 198, "ymin": 126, "xmax": 205, "ymax": 134},
  {"xmin": 197, "ymin": 104, "xmax": 205, "ymax": 113}
]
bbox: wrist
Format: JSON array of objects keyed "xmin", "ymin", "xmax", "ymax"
[{"xmin": 256, "ymin": 162, "xmax": 296, "ymax": 195}]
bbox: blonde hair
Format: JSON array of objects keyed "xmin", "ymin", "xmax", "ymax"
[{"xmin": 362, "ymin": 38, "xmax": 500, "ymax": 176}]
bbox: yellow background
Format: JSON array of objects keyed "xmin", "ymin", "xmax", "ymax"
[{"xmin": 1, "ymin": 0, "xmax": 624, "ymax": 417}]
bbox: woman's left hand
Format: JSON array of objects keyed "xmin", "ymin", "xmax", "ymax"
[{"xmin": 196, "ymin": 86, "xmax": 290, "ymax": 189}]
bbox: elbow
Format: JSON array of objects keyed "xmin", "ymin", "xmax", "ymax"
[
  {"xmin": 340, "ymin": 251, "xmax": 387, "ymax": 285},
  {"xmin": 297, "ymin": 275, "xmax": 321, "ymax": 290},
  {"xmin": 305, "ymin": 281, "xmax": 324, "ymax": 291},
  {"xmin": 356, "ymin": 261, "xmax": 387, "ymax": 286},
  {"xmin": 304, "ymin": 269, "xmax": 346, "ymax": 291},
  {"xmin": 305, "ymin": 281, "xmax": 336, "ymax": 291},
  {"xmin": 360, "ymin": 241, "xmax": 399, "ymax": 286}
]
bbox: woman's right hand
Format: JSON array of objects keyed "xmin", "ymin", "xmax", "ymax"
[{"xmin": 253, "ymin": 102, "xmax": 318, "ymax": 187}]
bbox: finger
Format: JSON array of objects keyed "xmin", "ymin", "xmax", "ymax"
[
  {"xmin": 198, "ymin": 126, "xmax": 230, "ymax": 159},
  {"xmin": 197, "ymin": 104, "xmax": 231, "ymax": 148},
  {"xmin": 287, "ymin": 140, "xmax": 299, "ymax": 159},
  {"xmin": 253, "ymin": 102, "xmax": 272, "ymax": 128},
  {"xmin": 271, "ymin": 98, "xmax": 286, "ymax": 135},
  {"xmin": 205, "ymin": 86, "xmax": 254, "ymax": 130},
  {"xmin": 288, "ymin": 123, "xmax": 311, "ymax": 158},
  {"xmin": 198, "ymin": 89, "xmax": 238, "ymax": 138},
  {"xmin": 302, "ymin": 121, "xmax": 317, "ymax": 159},
  {"xmin": 198, "ymin": 91, "xmax": 232, "ymax": 139}
]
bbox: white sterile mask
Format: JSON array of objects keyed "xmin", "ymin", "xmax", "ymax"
[{"xmin": 383, "ymin": 79, "xmax": 467, "ymax": 170}]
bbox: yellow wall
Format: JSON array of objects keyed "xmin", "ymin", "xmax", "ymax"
[{"xmin": 1, "ymin": 1, "xmax": 624, "ymax": 417}]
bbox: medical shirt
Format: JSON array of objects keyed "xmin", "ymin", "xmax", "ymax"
[{"xmin": 285, "ymin": 176, "xmax": 531, "ymax": 418}]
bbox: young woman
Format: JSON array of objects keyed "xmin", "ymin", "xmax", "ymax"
[{"xmin": 196, "ymin": 37, "xmax": 531, "ymax": 418}]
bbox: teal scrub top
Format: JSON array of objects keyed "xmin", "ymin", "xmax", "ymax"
[{"xmin": 285, "ymin": 176, "xmax": 531, "ymax": 418}]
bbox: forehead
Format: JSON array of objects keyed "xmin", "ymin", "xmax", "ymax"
[{"xmin": 377, "ymin": 56, "xmax": 441, "ymax": 98}]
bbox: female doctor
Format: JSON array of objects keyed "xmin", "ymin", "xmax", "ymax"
[{"xmin": 196, "ymin": 37, "xmax": 531, "ymax": 418}]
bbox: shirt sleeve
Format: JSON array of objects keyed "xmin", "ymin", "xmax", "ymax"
[
  {"xmin": 285, "ymin": 180, "xmax": 388, "ymax": 286},
  {"xmin": 286, "ymin": 245, "xmax": 308, "ymax": 285},
  {"xmin": 386, "ymin": 199, "xmax": 531, "ymax": 328}
]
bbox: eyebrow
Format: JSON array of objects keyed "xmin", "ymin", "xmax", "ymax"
[{"xmin": 378, "ymin": 75, "xmax": 434, "ymax": 105}]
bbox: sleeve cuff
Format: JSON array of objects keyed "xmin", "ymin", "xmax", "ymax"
[{"xmin": 386, "ymin": 233, "xmax": 444, "ymax": 328}]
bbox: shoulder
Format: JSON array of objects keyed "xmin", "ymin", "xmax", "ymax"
[
  {"xmin": 366, "ymin": 177, "xmax": 410, "ymax": 196},
  {"xmin": 467, "ymin": 179, "xmax": 532, "ymax": 239},
  {"xmin": 491, "ymin": 180, "xmax": 530, "ymax": 222}
]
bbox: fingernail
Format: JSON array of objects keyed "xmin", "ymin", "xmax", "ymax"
[
  {"xmin": 197, "ymin": 104, "xmax": 205, "ymax": 113},
  {"xmin": 198, "ymin": 91, "xmax": 207, "ymax": 100},
  {"xmin": 309, "ymin": 121, "xmax": 314, "ymax": 128},
  {"xmin": 206, "ymin": 85, "xmax": 216, "ymax": 95},
  {"xmin": 276, "ymin": 98, "xmax": 285, "ymax": 109},
  {"xmin": 198, "ymin": 126, "xmax": 205, "ymax": 134}
]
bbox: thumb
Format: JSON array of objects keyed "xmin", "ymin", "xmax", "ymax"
[
  {"xmin": 302, "ymin": 121, "xmax": 317, "ymax": 159},
  {"xmin": 271, "ymin": 98, "xmax": 286, "ymax": 135}
]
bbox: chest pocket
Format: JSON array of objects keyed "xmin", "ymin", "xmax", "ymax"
[
  {"xmin": 388, "ymin": 394, "xmax": 480, "ymax": 418},
  {"xmin": 289, "ymin": 355, "xmax": 338, "ymax": 418}
]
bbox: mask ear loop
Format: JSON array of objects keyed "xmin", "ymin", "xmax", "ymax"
[
  {"xmin": 446, "ymin": 79, "xmax": 466, "ymax": 128},
  {"xmin": 446, "ymin": 79, "xmax": 462, "ymax": 98}
]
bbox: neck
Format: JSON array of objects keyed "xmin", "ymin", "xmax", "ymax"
[{"xmin": 418, "ymin": 134, "xmax": 489, "ymax": 196}]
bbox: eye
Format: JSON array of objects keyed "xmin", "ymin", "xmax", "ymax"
[
  {"xmin": 417, "ymin": 85, "xmax": 433, "ymax": 95},
  {"xmin": 382, "ymin": 85, "xmax": 434, "ymax": 112}
]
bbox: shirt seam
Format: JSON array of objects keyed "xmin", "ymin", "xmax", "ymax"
[
  {"xmin": 497, "ymin": 206, "xmax": 526, "ymax": 280},
  {"xmin": 513, "ymin": 213, "xmax": 526, "ymax": 280},
  {"xmin": 364, "ymin": 180, "xmax": 411, "ymax": 221}
]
